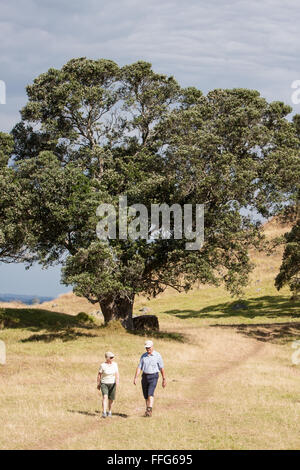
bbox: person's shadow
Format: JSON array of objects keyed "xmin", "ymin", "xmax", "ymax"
[{"xmin": 67, "ymin": 409, "xmax": 128, "ymax": 418}]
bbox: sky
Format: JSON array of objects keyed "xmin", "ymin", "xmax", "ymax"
[{"xmin": 0, "ymin": 0, "xmax": 300, "ymax": 297}]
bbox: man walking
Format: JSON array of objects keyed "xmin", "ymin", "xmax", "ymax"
[{"xmin": 133, "ymin": 340, "xmax": 166, "ymax": 417}]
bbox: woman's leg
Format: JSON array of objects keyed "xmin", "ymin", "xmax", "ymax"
[
  {"xmin": 107, "ymin": 383, "xmax": 116, "ymax": 415},
  {"xmin": 102, "ymin": 394, "xmax": 108, "ymax": 414}
]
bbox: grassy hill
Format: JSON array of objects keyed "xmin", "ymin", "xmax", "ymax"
[{"xmin": 0, "ymin": 218, "xmax": 300, "ymax": 450}]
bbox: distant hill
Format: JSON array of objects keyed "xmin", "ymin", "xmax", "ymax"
[{"xmin": 0, "ymin": 293, "xmax": 54, "ymax": 305}]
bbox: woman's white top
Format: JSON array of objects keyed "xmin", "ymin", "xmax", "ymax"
[{"xmin": 99, "ymin": 362, "xmax": 119, "ymax": 384}]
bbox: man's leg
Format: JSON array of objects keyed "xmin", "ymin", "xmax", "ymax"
[
  {"xmin": 146, "ymin": 396, "xmax": 154, "ymax": 416},
  {"xmin": 142, "ymin": 375, "xmax": 150, "ymax": 416},
  {"xmin": 146, "ymin": 396, "xmax": 154, "ymax": 408},
  {"xmin": 146, "ymin": 374, "xmax": 159, "ymax": 416}
]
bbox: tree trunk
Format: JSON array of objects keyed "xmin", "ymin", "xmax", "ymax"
[{"xmin": 100, "ymin": 293, "xmax": 135, "ymax": 329}]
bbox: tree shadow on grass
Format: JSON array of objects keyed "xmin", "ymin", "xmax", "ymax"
[
  {"xmin": 127, "ymin": 329, "xmax": 186, "ymax": 343},
  {"xmin": 164, "ymin": 295, "xmax": 300, "ymax": 321},
  {"xmin": 214, "ymin": 322, "xmax": 300, "ymax": 345},
  {"xmin": 21, "ymin": 329, "xmax": 98, "ymax": 343},
  {"xmin": 0, "ymin": 307, "xmax": 99, "ymax": 343},
  {"xmin": 0, "ymin": 307, "xmax": 95, "ymax": 329},
  {"xmin": 96, "ymin": 319, "xmax": 187, "ymax": 343}
]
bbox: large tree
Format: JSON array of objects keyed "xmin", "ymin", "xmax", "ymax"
[{"xmin": 13, "ymin": 58, "xmax": 299, "ymax": 326}]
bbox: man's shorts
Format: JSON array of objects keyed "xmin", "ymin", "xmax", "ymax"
[
  {"xmin": 141, "ymin": 372, "xmax": 159, "ymax": 399},
  {"xmin": 100, "ymin": 382, "xmax": 116, "ymax": 400}
]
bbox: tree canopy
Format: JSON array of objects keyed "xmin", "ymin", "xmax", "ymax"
[
  {"xmin": 275, "ymin": 220, "xmax": 300, "ymax": 299},
  {"xmin": 0, "ymin": 132, "xmax": 26, "ymax": 263}
]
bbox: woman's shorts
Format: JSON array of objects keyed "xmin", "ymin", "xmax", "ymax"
[
  {"xmin": 141, "ymin": 373, "xmax": 159, "ymax": 399},
  {"xmin": 100, "ymin": 382, "xmax": 116, "ymax": 400}
]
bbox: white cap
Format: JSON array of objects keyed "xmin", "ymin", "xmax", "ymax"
[
  {"xmin": 145, "ymin": 340, "xmax": 153, "ymax": 348},
  {"xmin": 105, "ymin": 351, "xmax": 115, "ymax": 358}
]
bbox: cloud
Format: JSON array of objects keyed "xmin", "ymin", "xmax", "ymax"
[{"xmin": 1, "ymin": 0, "xmax": 300, "ymax": 129}]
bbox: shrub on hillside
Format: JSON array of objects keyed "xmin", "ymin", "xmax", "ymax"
[{"xmin": 75, "ymin": 312, "xmax": 94, "ymax": 324}]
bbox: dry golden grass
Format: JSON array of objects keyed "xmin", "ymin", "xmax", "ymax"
[
  {"xmin": 1, "ymin": 314, "xmax": 300, "ymax": 450},
  {"xmin": 0, "ymin": 216, "xmax": 299, "ymax": 450},
  {"xmin": 262, "ymin": 215, "xmax": 293, "ymax": 239}
]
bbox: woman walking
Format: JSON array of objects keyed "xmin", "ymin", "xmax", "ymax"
[{"xmin": 97, "ymin": 351, "xmax": 119, "ymax": 418}]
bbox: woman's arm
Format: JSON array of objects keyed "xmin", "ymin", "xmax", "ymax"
[{"xmin": 97, "ymin": 372, "xmax": 101, "ymax": 389}]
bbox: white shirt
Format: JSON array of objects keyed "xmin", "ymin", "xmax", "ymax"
[{"xmin": 99, "ymin": 362, "xmax": 119, "ymax": 384}]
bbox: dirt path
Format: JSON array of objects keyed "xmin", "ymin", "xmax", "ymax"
[
  {"xmin": 27, "ymin": 326, "xmax": 266, "ymax": 450},
  {"xmin": 165, "ymin": 325, "xmax": 266, "ymax": 410}
]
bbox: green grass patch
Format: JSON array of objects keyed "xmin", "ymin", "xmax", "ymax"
[{"xmin": 164, "ymin": 295, "xmax": 300, "ymax": 321}]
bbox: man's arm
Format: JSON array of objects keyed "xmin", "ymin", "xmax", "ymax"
[
  {"xmin": 160, "ymin": 367, "xmax": 167, "ymax": 387},
  {"xmin": 133, "ymin": 366, "xmax": 141, "ymax": 385},
  {"xmin": 158, "ymin": 354, "xmax": 166, "ymax": 387},
  {"xmin": 134, "ymin": 356, "xmax": 143, "ymax": 385}
]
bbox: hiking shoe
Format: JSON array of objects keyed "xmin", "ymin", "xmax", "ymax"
[
  {"xmin": 107, "ymin": 411, "xmax": 112, "ymax": 417},
  {"xmin": 102, "ymin": 412, "xmax": 107, "ymax": 418}
]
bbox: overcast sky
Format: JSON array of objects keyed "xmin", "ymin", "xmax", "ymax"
[{"xmin": 0, "ymin": 0, "xmax": 299, "ymax": 297}]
